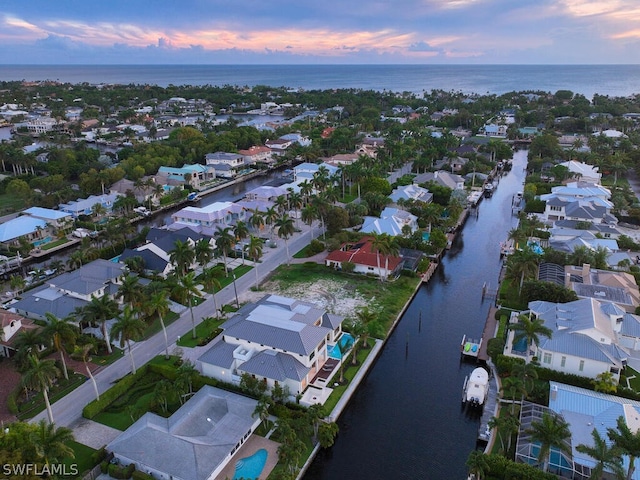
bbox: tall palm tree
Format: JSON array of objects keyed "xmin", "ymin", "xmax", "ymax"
[
  {"xmin": 71, "ymin": 340, "xmax": 100, "ymax": 401},
  {"xmin": 512, "ymin": 360, "xmax": 539, "ymax": 403},
  {"xmin": 505, "ymin": 245, "xmax": 541, "ymax": 295},
  {"xmin": 508, "ymin": 314, "xmax": 552, "ymax": 363},
  {"xmin": 275, "ymin": 213, "xmax": 295, "ymax": 266},
  {"xmin": 466, "ymin": 450, "xmax": 489, "ymax": 480},
  {"xmin": 194, "ymin": 238, "xmax": 214, "ymax": 268},
  {"xmin": 214, "ymin": 226, "xmax": 235, "ymax": 276},
  {"xmin": 169, "ymin": 239, "xmax": 195, "ymax": 276},
  {"xmin": 526, "ymin": 411, "xmax": 572, "ymax": 473},
  {"xmin": 371, "ymin": 233, "xmax": 391, "ymax": 281},
  {"xmin": 42, "ymin": 313, "xmax": 77, "ymax": 381},
  {"xmin": 21, "ymin": 356, "xmax": 60, "ymax": 424},
  {"xmin": 110, "ymin": 305, "xmax": 146, "ymax": 374},
  {"xmin": 146, "ymin": 290, "xmax": 171, "ymax": 359},
  {"xmin": 274, "ymin": 195, "xmax": 289, "ymax": 215},
  {"xmin": 116, "ymin": 274, "xmax": 144, "ymax": 311},
  {"xmin": 248, "ymin": 207, "xmax": 265, "ymax": 234},
  {"xmin": 577, "ymin": 428, "xmax": 624, "ymax": 480},
  {"xmin": 172, "ymin": 271, "xmax": 203, "ymax": 339},
  {"xmin": 263, "ymin": 206, "xmax": 279, "ymax": 240},
  {"xmin": 200, "ymin": 266, "xmax": 222, "ymax": 319},
  {"xmin": 31, "ymin": 419, "xmax": 75, "ymax": 465},
  {"xmin": 247, "ymin": 235, "xmax": 264, "ymax": 290},
  {"xmin": 608, "ymin": 415, "xmax": 640, "ymax": 480},
  {"xmin": 76, "ymin": 295, "xmax": 119, "ymax": 354},
  {"xmin": 301, "ymin": 204, "xmax": 317, "ymax": 239},
  {"xmin": 488, "ymin": 414, "xmax": 520, "ymax": 456},
  {"xmin": 288, "ymin": 191, "xmax": 303, "ymax": 228},
  {"xmin": 233, "ymin": 220, "xmax": 250, "ymax": 263},
  {"xmin": 311, "ymin": 195, "xmax": 329, "ymax": 239}
]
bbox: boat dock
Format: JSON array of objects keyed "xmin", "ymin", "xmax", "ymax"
[
  {"xmin": 460, "ymin": 334, "xmax": 482, "ymax": 360},
  {"xmin": 477, "ymin": 367, "xmax": 499, "ymax": 444}
]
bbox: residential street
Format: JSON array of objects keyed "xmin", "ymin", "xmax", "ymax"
[{"xmin": 30, "ymin": 221, "xmax": 317, "ymax": 428}]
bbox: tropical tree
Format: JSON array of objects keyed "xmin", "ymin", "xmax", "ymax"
[
  {"xmin": 116, "ymin": 274, "xmax": 144, "ymax": 311},
  {"xmin": 526, "ymin": 411, "xmax": 572, "ymax": 472},
  {"xmin": 214, "ymin": 226, "xmax": 235, "ymax": 276},
  {"xmin": 71, "ymin": 340, "xmax": 100, "ymax": 401},
  {"xmin": 246, "ymin": 235, "xmax": 264, "ymax": 290},
  {"xmin": 301, "ymin": 204, "xmax": 317, "ymax": 239},
  {"xmin": 263, "ymin": 206, "xmax": 279, "ymax": 240},
  {"xmin": 274, "ymin": 195, "xmax": 289, "ymax": 214},
  {"xmin": 248, "ymin": 208, "xmax": 265, "ymax": 234},
  {"xmin": 13, "ymin": 328, "xmax": 45, "ymax": 365},
  {"xmin": 173, "ymin": 271, "xmax": 202, "ymax": 339},
  {"xmin": 508, "ymin": 314, "xmax": 553, "ymax": 363},
  {"xmin": 146, "ymin": 290, "xmax": 171, "ymax": 359},
  {"xmin": 607, "ymin": 415, "xmax": 640, "ymax": 480},
  {"xmin": 31, "ymin": 419, "xmax": 75, "ymax": 465},
  {"xmin": 288, "ymin": 191, "xmax": 303, "ymax": 228},
  {"xmin": 200, "ymin": 266, "xmax": 222, "ymax": 319},
  {"xmin": 253, "ymin": 395, "xmax": 272, "ymax": 431},
  {"xmin": 306, "ymin": 404, "xmax": 326, "ymax": 443},
  {"xmin": 76, "ymin": 295, "xmax": 119, "ymax": 354},
  {"xmin": 110, "ymin": 305, "xmax": 146, "ymax": 374},
  {"xmin": 153, "ymin": 379, "xmax": 174, "ymax": 413},
  {"xmin": 275, "ymin": 213, "xmax": 295, "ymax": 266},
  {"xmin": 194, "ymin": 238, "xmax": 214, "ymax": 268},
  {"xmin": 501, "ymin": 376, "xmax": 525, "ymax": 415},
  {"xmin": 466, "ymin": 450, "xmax": 489, "ymax": 480},
  {"xmin": 511, "ymin": 360, "xmax": 539, "ymax": 402},
  {"xmin": 576, "ymin": 428, "xmax": 624, "ymax": 480},
  {"xmin": 21, "ymin": 356, "xmax": 60, "ymax": 424},
  {"xmin": 318, "ymin": 421, "xmax": 340, "ymax": 448},
  {"xmin": 42, "ymin": 313, "xmax": 77, "ymax": 380},
  {"xmin": 176, "ymin": 360, "xmax": 199, "ymax": 402},
  {"xmin": 233, "ymin": 220, "xmax": 250, "ymax": 263},
  {"xmin": 169, "ymin": 239, "xmax": 195, "ymax": 276},
  {"xmin": 371, "ymin": 233, "xmax": 392, "ymax": 282},
  {"xmin": 505, "ymin": 245, "xmax": 541, "ymax": 295},
  {"xmin": 488, "ymin": 414, "xmax": 520, "ymax": 456},
  {"xmin": 593, "ymin": 371, "xmax": 618, "ymax": 394}
]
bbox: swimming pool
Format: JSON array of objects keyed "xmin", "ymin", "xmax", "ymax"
[
  {"xmin": 233, "ymin": 448, "xmax": 267, "ymax": 480},
  {"xmin": 327, "ymin": 333, "xmax": 355, "ymax": 360}
]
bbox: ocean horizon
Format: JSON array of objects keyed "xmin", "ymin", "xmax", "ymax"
[{"xmin": 1, "ymin": 64, "xmax": 640, "ymax": 99}]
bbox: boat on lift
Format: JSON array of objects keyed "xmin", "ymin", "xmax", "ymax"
[{"xmin": 462, "ymin": 367, "xmax": 489, "ymax": 409}]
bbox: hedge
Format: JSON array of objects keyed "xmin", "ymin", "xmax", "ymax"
[
  {"xmin": 108, "ymin": 463, "xmax": 135, "ymax": 479},
  {"xmin": 484, "ymin": 453, "xmax": 557, "ymax": 480},
  {"xmin": 82, "ymin": 365, "xmax": 149, "ymax": 419},
  {"xmin": 132, "ymin": 471, "xmax": 154, "ymax": 480}
]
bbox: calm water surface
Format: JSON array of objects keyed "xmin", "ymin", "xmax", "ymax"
[{"xmin": 305, "ymin": 150, "xmax": 527, "ymax": 480}]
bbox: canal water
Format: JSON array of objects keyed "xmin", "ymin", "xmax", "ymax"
[{"xmin": 304, "ymin": 150, "xmax": 527, "ymax": 480}]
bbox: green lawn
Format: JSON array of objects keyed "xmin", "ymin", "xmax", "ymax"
[
  {"xmin": 40, "ymin": 237, "xmax": 70, "ymax": 250},
  {"xmin": 0, "ymin": 193, "xmax": 25, "ymax": 215},
  {"xmin": 323, "ymin": 345, "xmax": 375, "ymax": 412},
  {"xmin": 624, "ymin": 367, "xmax": 640, "ymax": 391},
  {"xmin": 17, "ymin": 373, "xmax": 88, "ymax": 421},
  {"xmin": 142, "ymin": 311, "xmax": 180, "ymax": 339},
  {"xmin": 178, "ymin": 316, "xmax": 225, "ymax": 348},
  {"xmin": 63, "ymin": 441, "xmax": 98, "ymax": 478}
]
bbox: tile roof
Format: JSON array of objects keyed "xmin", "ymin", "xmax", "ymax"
[{"xmin": 325, "ymin": 236, "xmax": 403, "ymax": 271}]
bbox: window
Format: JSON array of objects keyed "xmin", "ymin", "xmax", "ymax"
[
  {"xmin": 611, "ymin": 367, "xmax": 619, "ymax": 375},
  {"xmin": 560, "ymin": 356, "xmax": 566, "ymax": 368},
  {"xmin": 579, "ymin": 360, "xmax": 585, "ymax": 372},
  {"xmin": 543, "ymin": 353, "xmax": 552, "ymax": 364}
]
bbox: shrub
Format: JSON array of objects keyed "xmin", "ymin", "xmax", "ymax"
[
  {"xmin": 100, "ymin": 461, "xmax": 109, "ymax": 474},
  {"xmin": 307, "ymin": 239, "xmax": 325, "ymax": 255},
  {"xmin": 342, "ymin": 261, "xmax": 355, "ymax": 273},
  {"xmin": 326, "ymin": 238, "xmax": 341, "ymax": 252},
  {"xmin": 132, "ymin": 471, "xmax": 154, "ymax": 480},
  {"xmin": 108, "ymin": 463, "xmax": 135, "ymax": 479},
  {"xmin": 486, "ymin": 337, "xmax": 506, "ymax": 360},
  {"xmin": 83, "ymin": 366, "xmax": 149, "ymax": 419},
  {"xmin": 91, "ymin": 447, "xmax": 108, "ymax": 465},
  {"xmin": 6, "ymin": 388, "xmax": 19, "ymax": 414}
]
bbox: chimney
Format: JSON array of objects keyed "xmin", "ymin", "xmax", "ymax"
[{"xmin": 582, "ymin": 263, "xmax": 591, "ymax": 279}]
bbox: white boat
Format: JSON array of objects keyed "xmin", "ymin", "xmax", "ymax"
[{"xmin": 462, "ymin": 367, "xmax": 489, "ymax": 409}]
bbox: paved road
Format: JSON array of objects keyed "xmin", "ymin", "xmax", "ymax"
[{"xmin": 31, "ymin": 220, "xmax": 318, "ymax": 427}]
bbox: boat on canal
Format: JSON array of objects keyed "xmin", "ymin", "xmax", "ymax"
[{"xmin": 462, "ymin": 367, "xmax": 489, "ymax": 409}]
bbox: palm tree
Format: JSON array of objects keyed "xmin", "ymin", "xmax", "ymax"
[
  {"xmin": 110, "ymin": 305, "xmax": 146, "ymax": 374},
  {"xmin": 214, "ymin": 226, "xmax": 235, "ymax": 276},
  {"xmin": 76, "ymin": 295, "xmax": 119, "ymax": 354},
  {"xmin": 233, "ymin": 220, "xmax": 250, "ymax": 263},
  {"xmin": 146, "ymin": 290, "xmax": 171, "ymax": 359},
  {"xmin": 247, "ymin": 235, "xmax": 264, "ymax": 290},
  {"xmin": 176, "ymin": 360, "xmax": 199, "ymax": 401},
  {"xmin": 274, "ymin": 195, "xmax": 289, "ymax": 214},
  {"xmin": 14, "ymin": 328, "xmax": 45, "ymax": 360},
  {"xmin": 288, "ymin": 191, "xmax": 303, "ymax": 228},
  {"xmin": 275, "ymin": 213, "xmax": 295, "ymax": 266},
  {"xmin": 505, "ymin": 245, "xmax": 540, "ymax": 295},
  {"xmin": 248, "ymin": 207, "xmax": 265, "ymax": 234},
  {"xmin": 508, "ymin": 313, "xmax": 552, "ymax": 363},
  {"xmin": 512, "ymin": 360, "xmax": 539, "ymax": 402},
  {"xmin": 31, "ymin": 419, "xmax": 75, "ymax": 465},
  {"xmin": 173, "ymin": 271, "xmax": 203, "ymax": 339},
  {"xmin": 577, "ymin": 428, "xmax": 624, "ymax": 480},
  {"xmin": 42, "ymin": 313, "xmax": 77, "ymax": 381},
  {"xmin": 466, "ymin": 450, "xmax": 489, "ymax": 480},
  {"xmin": 200, "ymin": 266, "xmax": 222, "ymax": 319},
  {"xmin": 169, "ymin": 239, "xmax": 195, "ymax": 276},
  {"xmin": 71, "ymin": 340, "xmax": 100, "ymax": 401},
  {"xmin": 608, "ymin": 415, "xmax": 640, "ymax": 480},
  {"xmin": 301, "ymin": 204, "xmax": 317, "ymax": 239},
  {"xmin": 488, "ymin": 414, "xmax": 520, "ymax": 456},
  {"xmin": 371, "ymin": 233, "xmax": 391, "ymax": 281},
  {"xmin": 263, "ymin": 206, "xmax": 279, "ymax": 240},
  {"xmin": 311, "ymin": 195, "xmax": 329, "ymax": 239},
  {"xmin": 355, "ymin": 307, "xmax": 376, "ymax": 348},
  {"xmin": 116, "ymin": 274, "xmax": 144, "ymax": 310},
  {"xmin": 21, "ymin": 356, "xmax": 60, "ymax": 424},
  {"xmin": 526, "ymin": 411, "xmax": 572, "ymax": 473},
  {"xmin": 253, "ymin": 395, "xmax": 272, "ymax": 431},
  {"xmin": 194, "ymin": 238, "xmax": 215, "ymax": 268}
]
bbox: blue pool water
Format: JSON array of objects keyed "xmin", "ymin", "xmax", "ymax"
[
  {"xmin": 513, "ymin": 336, "xmax": 528, "ymax": 353},
  {"xmin": 422, "ymin": 232, "xmax": 430, "ymax": 242},
  {"xmin": 32, "ymin": 237, "xmax": 51, "ymax": 247},
  {"xmin": 233, "ymin": 448, "xmax": 268, "ymax": 480},
  {"xmin": 327, "ymin": 333, "xmax": 355, "ymax": 360}
]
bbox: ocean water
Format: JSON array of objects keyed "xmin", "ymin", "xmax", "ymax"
[{"xmin": 1, "ymin": 64, "xmax": 640, "ymax": 99}]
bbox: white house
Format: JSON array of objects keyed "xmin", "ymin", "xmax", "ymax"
[
  {"xmin": 0, "ymin": 311, "xmax": 36, "ymax": 358},
  {"xmin": 204, "ymin": 152, "xmax": 246, "ymax": 177},
  {"xmin": 389, "ymin": 184, "xmax": 433, "ymax": 204},
  {"xmin": 414, "ymin": 170, "xmax": 465, "ymax": 190},
  {"xmin": 170, "ymin": 201, "xmax": 245, "ymax": 235},
  {"xmin": 198, "ymin": 295, "xmax": 346, "ymax": 398},
  {"xmin": 504, "ymin": 298, "xmax": 636, "ymax": 382},
  {"xmin": 59, "ymin": 193, "xmax": 121, "ymax": 218},
  {"xmin": 559, "ymin": 161, "xmax": 601, "ymax": 183},
  {"xmin": 360, "ymin": 207, "xmax": 418, "ymax": 237}
]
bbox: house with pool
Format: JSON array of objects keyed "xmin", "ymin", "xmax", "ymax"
[
  {"xmin": 106, "ymin": 386, "xmax": 275, "ymax": 480},
  {"xmin": 197, "ymin": 294, "xmax": 348, "ymax": 405}
]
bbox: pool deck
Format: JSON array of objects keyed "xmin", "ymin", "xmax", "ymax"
[{"xmin": 214, "ymin": 434, "xmax": 280, "ymax": 480}]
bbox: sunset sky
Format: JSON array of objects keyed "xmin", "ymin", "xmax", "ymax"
[{"xmin": 1, "ymin": 0, "xmax": 640, "ymax": 64}]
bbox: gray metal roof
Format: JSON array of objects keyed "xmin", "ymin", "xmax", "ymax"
[
  {"xmin": 107, "ymin": 386, "xmax": 258, "ymax": 480},
  {"xmin": 53, "ymin": 259, "xmax": 125, "ymax": 296},
  {"xmin": 538, "ymin": 331, "xmax": 625, "ymax": 364},
  {"xmin": 197, "ymin": 341, "xmax": 236, "ymax": 369},
  {"xmin": 574, "ymin": 283, "xmax": 633, "ymax": 306},
  {"xmin": 238, "ymin": 349, "xmax": 309, "ymax": 381},
  {"xmin": 11, "ymin": 285, "xmax": 88, "ymax": 320}
]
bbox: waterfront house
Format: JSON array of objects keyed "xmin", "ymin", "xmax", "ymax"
[
  {"xmin": 293, "ymin": 162, "xmax": 339, "ymax": 183},
  {"xmin": 107, "ymin": 386, "xmax": 260, "ymax": 480},
  {"xmin": 171, "ymin": 201, "xmax": 245, "ymax": 236},
  {"xmin": 198, "ymin": 294, "xmax": 345, "ymax": 399},
  {"xmin": 503, "ymin": 298, "xmax": 633, "ymax": 382},
  {"xmin": 238, "ymin": 145, "xmax": 274, "ymax": 166},
  {"xmin": 325, "ymin": 237, "xmax": 403, "ymax": 279},
  {"xmin": 157, "ymin": 164, "xmax": 216, "ymax": 190},
  {"xmin": 205, "ymin": 152, "xmax": 245, "ymax": 178},
  {"xmin": 539, "ymin": 182, "xmax": 616, "ymax": 226},
  {"xmin": 22, "ymin": 206, "xmax": 72, "ymax": 229},
  {"xmin": 360, "ymin": 207, "xmax": 418, "ymax": 237},
  {"xmin": 59, "ymin": 193, "xmax": 121, "ymax": 218},
  {"xmin": 414, "ymin": 170, "xmax": 465, "ymax": 190},
  {"xmin": 109, "ymin": 177, "xmax": 160, "ymax": 205},
  {"xmin": 265, "ymin": 138, "xmax": 293, "ymax": 153},
  {"xmin": 559, "ymin": 160, "xmax": 601, "ymax": 183},
  {"xmin": 279, "ymin": 133, "xmax": 312, "ymax": 147},
  {"xmin": 0, "ymin": 216, "xmax": 48, "ymax": 249},
  {"xmin": 516, "ymin": 384, "xmax": 640, "ymax": 479}
]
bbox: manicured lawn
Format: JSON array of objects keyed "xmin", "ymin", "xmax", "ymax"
[
  {"xmin": 142, "ymin": 311, "xmax": 180, "ymax": 339},
  {"xmin": 0, "ymin": 193, "xmax": 25, "ymax": 214},
  {"xmin": 177, "ymin": 316, "xmax": 225, "ymax": 348},
  {"xmin": 41, "ymin": 238, "xmax": 70, "ymax": 250},
  {"xmin": 498, "ymin": 278, "xmax": 528, "ymax": 311},
  {"xmin": 323, "ymin": 345, "xmax": 374, "ymax": 413},
  {"xmin": 93, "ymin": 348, "xmax": 125, "ymax": 366},
  {"xmin": 293, "ymin": 244, "xmax": 323, "ymax": 258},
  {"xmin": 63, "ymin": 440, "xmax": 97, "ymax": 477},
  {"xmin": 17, "ymin": 373, "xmax": 88, "ymax": 421},
  {"xmin": 624, "ymin": 367, "xmax": 640, "ymax": 391}
]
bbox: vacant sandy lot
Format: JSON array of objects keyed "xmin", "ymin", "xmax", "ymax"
[{"xmin": 239, "ymin": 278, "xmax": 372, "ymax": 318}]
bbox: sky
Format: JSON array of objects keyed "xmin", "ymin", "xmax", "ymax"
[{"xmin": 1, "ymin": 0, "xmax": 640, "ymax": 64}]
